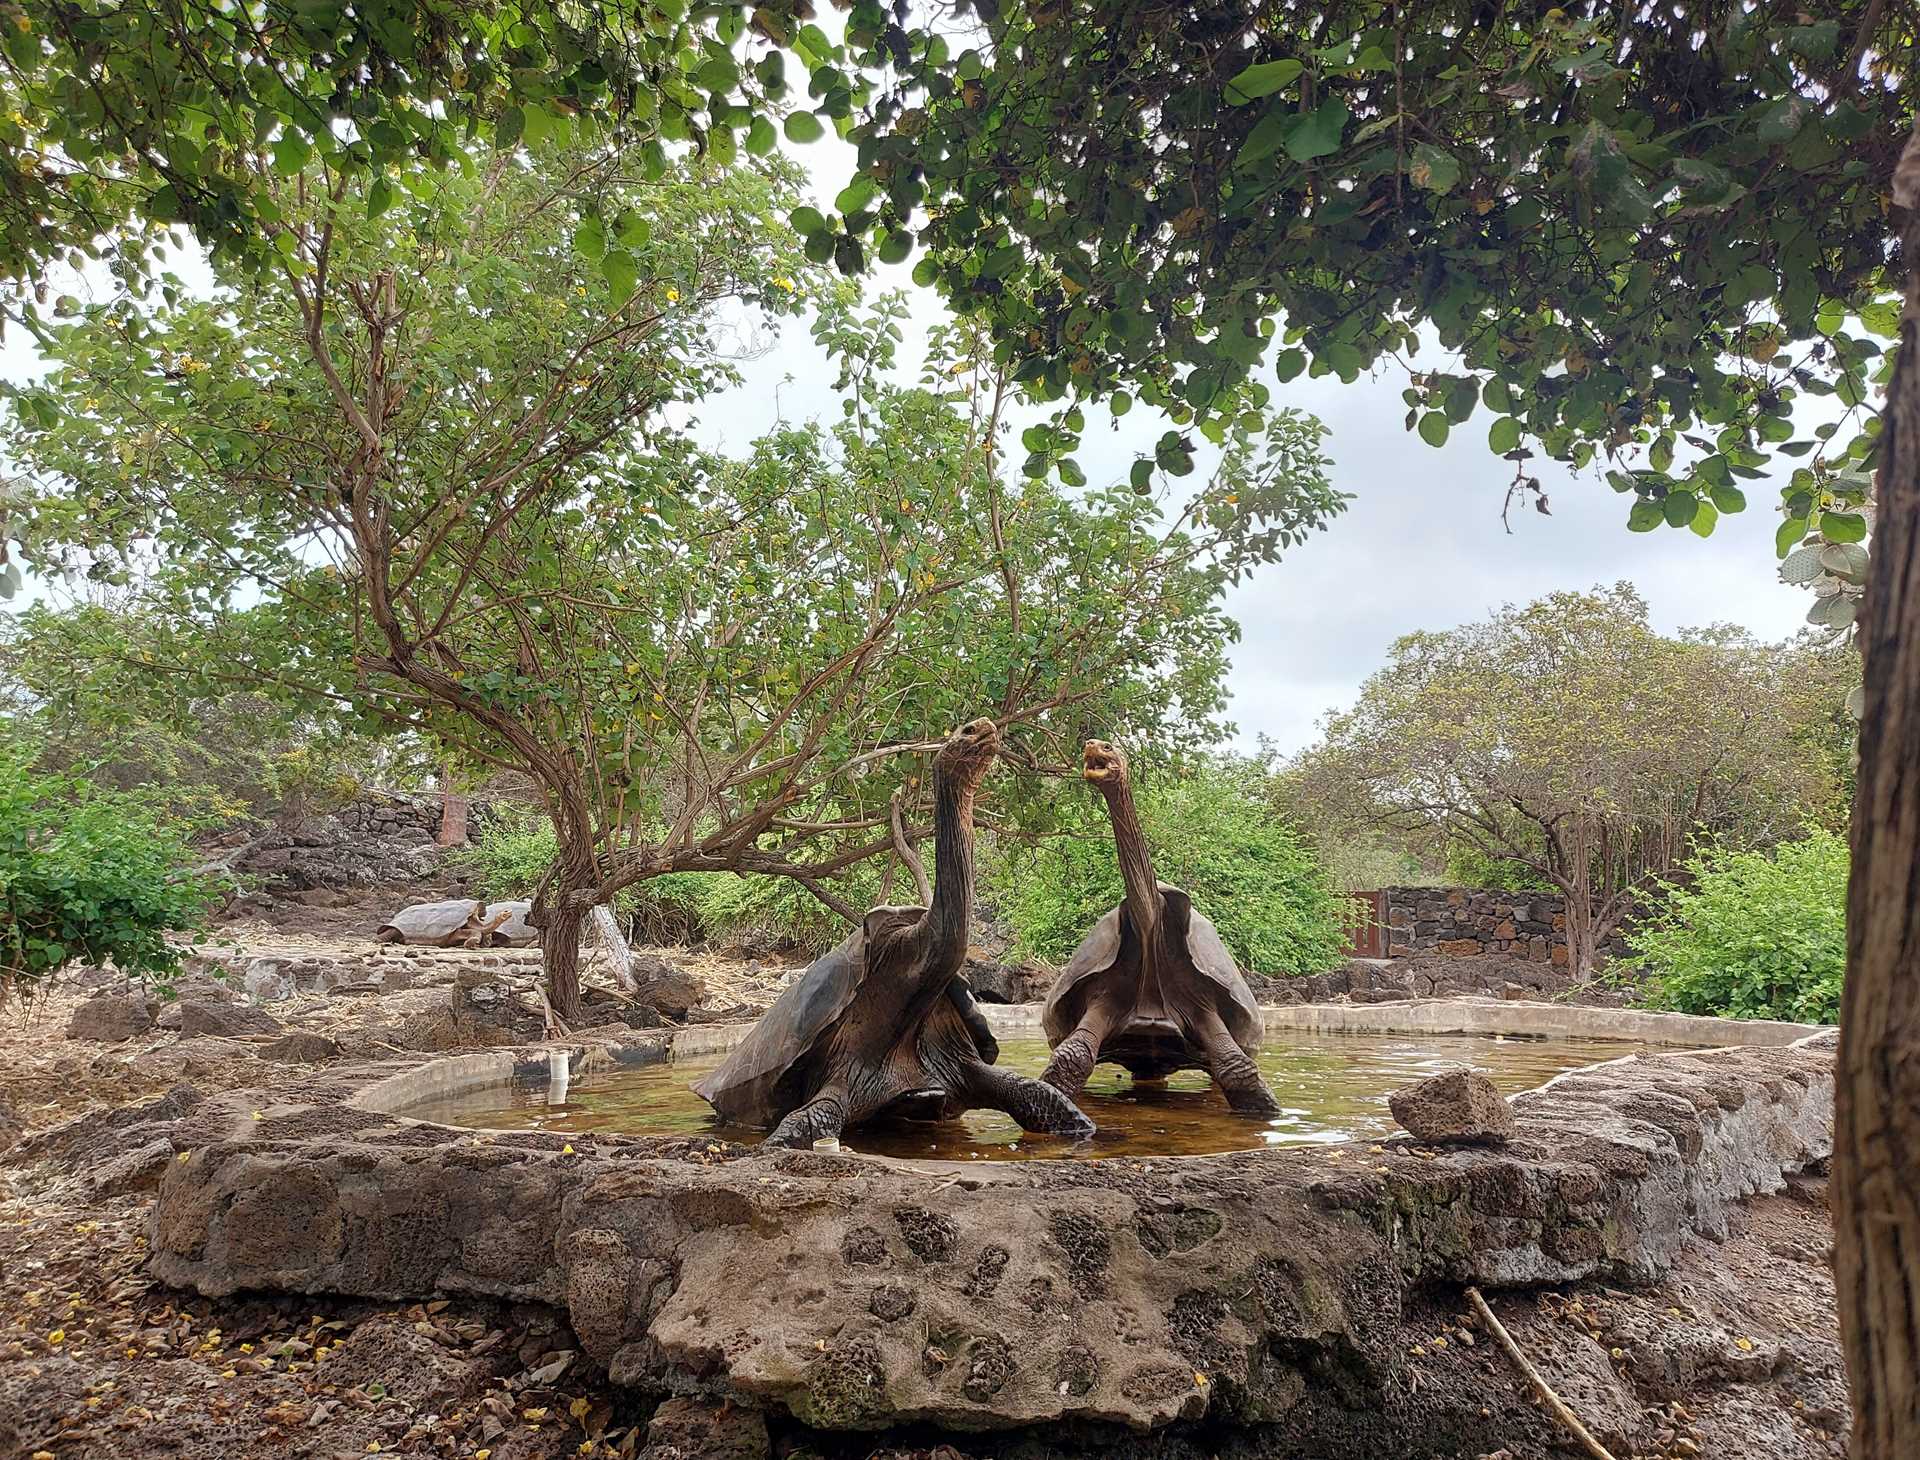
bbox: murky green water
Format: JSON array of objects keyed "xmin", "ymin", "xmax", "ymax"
[{"xmin": 408, "ymin": 1031, "xmax": 1651, "ymax": 1161}]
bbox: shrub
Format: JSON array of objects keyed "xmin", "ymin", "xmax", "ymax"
[
  {"xmin": 1625, "ymin": 828, "xmax": 1849, "ymax": 1024},
  {"xmin": 990, "ymin": 764, "xmax": 1353, "ymax": 973},
  {"xmin": 0, "ymin": 756, "xmax": 221, "ymax": 1000}
]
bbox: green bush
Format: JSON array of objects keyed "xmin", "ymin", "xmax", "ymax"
[
  {"xmin": 990, "ymin": 764, "xmax": 1353, "ymax": 973},
  {"xmin": 0, "ymin": 755, "xmax": 221, "ymax": 999},
  {"xmin": 1626, "ymin": 828, "xmax": 1848, "ymax": 1023}
]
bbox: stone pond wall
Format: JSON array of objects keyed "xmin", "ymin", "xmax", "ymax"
[
  {"xmin": 137, "ymin": 1024, "xmax": 1834, "ymax": 1444},
  {"xmin": 1382, "ymin": 885, "xmax": 1637, "ymax": 964}
]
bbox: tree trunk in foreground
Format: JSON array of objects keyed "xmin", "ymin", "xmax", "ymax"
[{"xmin": 1834, "ymin": 139, "xmax": 1920, "ymax": 1460}]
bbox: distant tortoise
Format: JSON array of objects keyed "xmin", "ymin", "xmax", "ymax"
[
  {"xmin": 693, "ymin": 719, "xmax": 1094, "ymax": 1148},
  {"xmin": 375, "ymin": 898, "xmax": 486, "ymax": 947},
  {"xmin": 1039, "ymin": 741, "xmax": 1280, "ymax": 1115}
]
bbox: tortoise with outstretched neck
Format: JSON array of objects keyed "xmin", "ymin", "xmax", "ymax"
[
  {"xmin": 693, "ymin": 719, "xmax": 1095, "ymax": 1148},
  {"xmin": 1039, "ymin": 740, "xmax": 1280, "ymax": 1115}
]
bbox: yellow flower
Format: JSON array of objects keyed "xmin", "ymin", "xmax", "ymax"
[
  {"xmin": 773, "ymin": 276, "xmax": 796, "ymax": 293},
  {"xmin": 665, "ymin": 286, "xmax": 680, "ymax": 303}
]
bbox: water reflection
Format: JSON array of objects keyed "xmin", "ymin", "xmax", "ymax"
[{"xmin": 410, "ymin": 1031, "xmax": 1649, "ymax": 1162}]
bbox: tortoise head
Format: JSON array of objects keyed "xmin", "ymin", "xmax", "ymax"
[
  {"xmin": 933, "ymin": 717, "xmax": 1001, "ymax": 789},
  {"xmin": 1082, "ymin": 739, "xmax": 1131, "ymax": 788}
]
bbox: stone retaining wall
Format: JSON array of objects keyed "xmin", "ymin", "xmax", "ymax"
[
  {"xmin": 144, "ymin": 1010, "xmax": 1834, "ymax": 1439},
  {"xmin": 1383, "ymin": 885, "xmax": 1638, "ymax": 963}
]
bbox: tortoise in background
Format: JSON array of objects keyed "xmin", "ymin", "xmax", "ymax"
[
  {"xmin": 376, "ymin": 899, "xmax": 530, "ymax": 947},
  {"xmin": 693, "ymin": 719, "xmax": 1094, "ymax": 1148},
  {"xmin": 1039, "ymin": 740, "xmax": 1280, "ymax": 1115}
]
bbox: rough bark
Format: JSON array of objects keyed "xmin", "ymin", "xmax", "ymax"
[
  {"xmin": 436, "ymin": 770, "xmax": 469, "ymax": 847},
  {"xmin": 542, "ymin": 900, "xmax": 590, "ymax": 1024},
  {"xmin": 1834, "ymin": 137, "xmax": 1920, "ymax": 1460}
]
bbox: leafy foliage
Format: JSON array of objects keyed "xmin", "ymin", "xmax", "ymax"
[
  {"xmin": 4, "ymin": 148, "xmax": 1340, "ymax": 1013},
  {"xmin": 0, "ymin": 751, "xmax": 220, "ymax": 998},
  {"xmin": 990, "ymin": 759, "xmax": 1351, "ymax": 974},
  {"xmin": 1288, "ymin": 584, "xmax": 1830, "ymax": 972},
  {"xmin": 1627, "ymin": 828, "xmax": 1849, "ymax": 1024}
]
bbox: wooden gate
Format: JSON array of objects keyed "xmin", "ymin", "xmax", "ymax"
[{"xmin": 1339, "ymin": 890, "xmax": 1388, "ymax": 959}]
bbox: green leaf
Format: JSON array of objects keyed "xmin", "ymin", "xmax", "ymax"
[
  {"xmin": 1285, "ymin": 99, "xmax": 1350, "ymax": 164},
  {"xmin": 601, "ymin": 248, "xmax": 639, "ymax": 303},
  {"xmin": 1627, "ymin": 500, "xmax": 1663, "ymax": 532},
  {"xmin": 1488, "ymin": 417, "xmax": 1522, "ymax": 453},
  {"xmin": 835, "ymin": 177, "xmax": 879, "ymax": 215},
  {"xmin": 1708, "ymin": 484, "xmax": 1746, "ymax": 514},
  {"xmin": 574, "ymin": 215, "xmax": 607, "ymax": 262},
  {"xmin": 271, "ymin": 134, "xmax": 311, "ymax": 175},
  {"xmin": 1860, "ymin": 299, "xmax": 1902, "ymax": 338},
  {"xmin": 1689, "ymin": 499, "xmax": 1718, "ymax": 537},
  {"xmin": 1409, "ymin": 143, "xmax": 1460, "ymax": 195},
  {"xmin": 745, "ymin": 116, "xmax": 778, "ymax": 157},
  {"xmin": 1058, "ymin": 457, "xmax": 1087, "ymax": 488},
  {"xmin": 365, "ymin": 176, "xmax": 395, "ymax": 219},
  {"xmin": 1224, "ymin": 59, "xmax": 1304, "ymax": 106},
  {"xmin": 496, "ymin": 106, "xmax": 526, "ymax": 149},
  {"xmin": 1416, "ymin": 411, "xmax": 1449, "ymax": 447},
  {"xmin": 790, "ymin": 205, "xmax": 826, "ymax": 236},
  {"xmin": 1776, "ymin": 516, "xmax": 1810, "ymax": 558},
  {"xmin": 1649, "ymin": 436, "xmax": 1673, "ymax": 472},
  {"xmin": 1821, "ymin": 510, "xmax": 1868, "ymax": 543},
  {"xmin": 876, "ymin": 229, "xmax": 911, "ymax": 265},
  {"xmin": 1661, "ymin": 491, "xmax": 1700, "ymax": 527},
  {"xmin": 784, "ymin": 111, "xmax": 826, "ymax": 144},
  {"xmin": 1274, "ymin": 347, "xmax": 1306, "ymax": 382}
]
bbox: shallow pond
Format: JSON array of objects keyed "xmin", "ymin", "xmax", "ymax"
[{"xmin": 406, "ymin": 1031, "xmax": 1652, "ymax": 1161}]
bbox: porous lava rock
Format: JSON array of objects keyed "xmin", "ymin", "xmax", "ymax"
[
  {"xmin": 629, "ymin": 955, "xmax": 706, "ymax": 1020},
  {"xmin": 179, "ymin": 1001, "xmax": 284, "ymax": 1039},
  {"xmin": 1388, "ymin": 1069, "xmax": 1517, "ymax": 1145},
  {"xmin": 257, "ymin": 1031, "xmax": 344, "ymax": 1063},
  {"xmin": 66, "ymin": 993, "xmax": 156, "ymax": 1042},
  {"xmin": 640, "ymin": 1396, "xmax": 770, "ymax": 1460},
  {"xmin": 146, "ymin": 1039, "xmax": 1833, "ymax": 1438}
]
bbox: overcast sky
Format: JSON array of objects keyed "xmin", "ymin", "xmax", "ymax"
[{"xmin": 3, "ymin": 144, "xmax": 1822, "ymax": 758}]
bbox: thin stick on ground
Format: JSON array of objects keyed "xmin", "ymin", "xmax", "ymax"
[{"xmin": 1466, "ymin": 1286, "xmax": 1619, "ymax": 1460}]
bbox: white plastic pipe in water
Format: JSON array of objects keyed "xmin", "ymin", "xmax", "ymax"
[{"xmin": 547, "ymin": 1049, "xmax": 571, "ymax": 1106}]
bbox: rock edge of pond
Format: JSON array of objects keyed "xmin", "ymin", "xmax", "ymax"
[{"xmin": 129, "ymin": 1023, "xmax": 1836, "ymax": 1438}]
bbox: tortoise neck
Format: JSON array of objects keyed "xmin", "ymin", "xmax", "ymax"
[
  {"xmin": 1098, "ymin": 772, "xmax": 1160, "ymax": 945},
  {"xmin": 926, "ymin": 762, "xmax": 978, "ymax": 972}
]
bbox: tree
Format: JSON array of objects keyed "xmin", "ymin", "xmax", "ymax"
[
  {"xmin": 1831, "ymin": 124, "xmax": 1920, "ymax": 1460},
  {"xmin": 5, "ymin": 148, "xmax": 1344, "ymax": 1018},
  {"xmin": 1289, "ymin": 585, "xmax": 1818, "ymax": 976}
]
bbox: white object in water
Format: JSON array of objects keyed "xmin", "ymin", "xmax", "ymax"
[
  {"xmin": 812, "ymin": 1136, "xmax": 841, "ymax": 1153},
  {"xmin": 547, "ymin": 1049, "xmax": 571, "ymax": 1106}
]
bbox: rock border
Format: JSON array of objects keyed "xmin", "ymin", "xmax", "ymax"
[{"xmin": 146, "ymin": 1002, "xmax": 1836, "ymax": 1436}]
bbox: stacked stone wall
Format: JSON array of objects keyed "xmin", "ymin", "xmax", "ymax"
[{"xmin": 1381, "ymin": 886, "xmax": 1636, "ymax": 965}]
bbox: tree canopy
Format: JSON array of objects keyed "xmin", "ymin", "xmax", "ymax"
[{"xmin": 1288, "ymin": 583, "xmax": 1833, "ymax": 973}]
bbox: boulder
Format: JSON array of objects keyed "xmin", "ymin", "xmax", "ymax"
[
  {"xmin": 1388, "ymin": 1069, "xmax": 1516, "ymax": 1145},
  {"xmin": 66, "ymin": 993, "xmax": 156, "ymax": 1043},
  {"xmin": 318, "ymin": 1316, "xmax": 499, "ymax": 1408},
  {"xmin": 257, "ymin": 1032, "xmax": 343, "ymax": 1064},
  {"xmin": 179, "ymin": 1001, "xmax": 284, "ymax": 1039},
  {"xmin": 242, "ymin": 959, "xmax": 294, "ymax": 1003},
  {"xmin": 640, "ymin": 1397, "xmax": 769, "ymax": 1460},
  {"xmin": 630, "ymin": 955, "xmax": 706, "ymax": 1019},
  {"xmin": 963, "ymin": 957, "xmax": 1054, "ymax": 1005}
]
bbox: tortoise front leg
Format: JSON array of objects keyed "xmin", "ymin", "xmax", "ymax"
[
  {"xmin": 947, "ymin": 980, "xmax": 999, "ymax": 1063},
  {"xmin": 1193, "ymin": 1011, "xmax": 1281, "ymax": 1117},
  {"xmin": 967, "ymin": 1062, "xmax": 1095, "ymax": 1139},
  {"xmin": 1040, "ymin": 1000, "xmax": 1124, "ymax": 1100},
  {"xmin": 767, "ymin": 1082, "xmax": 852, "ymax": 1148}
]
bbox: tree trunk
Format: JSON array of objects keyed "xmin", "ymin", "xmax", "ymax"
[
  {"xmin": 542, "ymin": 900, "xmax": 589, "ymax": 1024},
  {"xmin": 437, "ymin": 764, "xmax": 469, "ymax": 847},
  {"xmin": 1833, "ymin": 149, "xmax": 1920, "ymax": 1460}
]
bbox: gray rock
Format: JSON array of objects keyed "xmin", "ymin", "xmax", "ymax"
[
  {"xmin": 179, "ymin": 1001, "xmax": 284, "ymax": 1039},
  {"xmin": 66, "ymin": 993, "xmax": 156, "ymax": 1043},
  {"xmin": 1388, "ymin": 1069, "xmax": 1517, "ymax": 1145},
  {"xmin": 243, "ymin": 959, "xmax": 294, "ymax": 1002}
]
